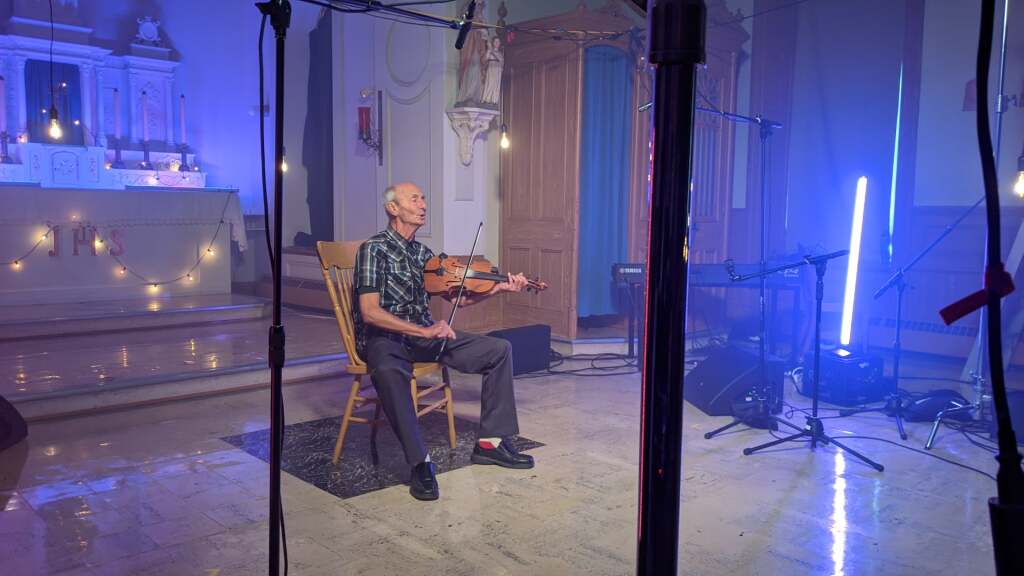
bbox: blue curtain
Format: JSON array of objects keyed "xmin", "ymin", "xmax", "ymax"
[
  {"xmin": 25, "ymin": 59, "xmax": 84, "ymax": 145},
  {"xmin": 578, "ymin": 45, "xmax": 633, "ymax": 318}
]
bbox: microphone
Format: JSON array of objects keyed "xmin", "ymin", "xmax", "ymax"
[{"xmin": 455, "ymin": 0, "xmax": 477, "ymax": 50}]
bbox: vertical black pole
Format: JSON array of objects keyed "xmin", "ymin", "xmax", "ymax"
[
  {"xmin": 637, "ymin": 1, "xmax": 704, "ymax": 574},
  {"xmin": 257, "ymin": 2, "xmax": 290, "ymax": 575}
]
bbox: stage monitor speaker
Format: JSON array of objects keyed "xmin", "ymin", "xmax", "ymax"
[
  {"xmin": 487, "ymin": 324, "xmax": 551, "ymax": 376},
  {"xmin": 685, "ymin": 345, "xmax": 784, "ymax": 417},
  {"xmin": 0, "ymin": 394, "xmax": 27, "ymax": 452}
]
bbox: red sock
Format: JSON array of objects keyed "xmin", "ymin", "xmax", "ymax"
[{"xmin": 478, "ymin": 438, "xmax": 502, "ymax": 450}]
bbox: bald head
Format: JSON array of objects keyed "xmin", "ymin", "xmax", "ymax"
[{"xmin": 384, "ymin": 182, "xmax": 427, "ymax": 234}]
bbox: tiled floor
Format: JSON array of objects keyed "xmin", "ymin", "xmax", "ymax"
[{"xmin": 0, "ymin": 354, "xmax": 1005, "ymax": 575}]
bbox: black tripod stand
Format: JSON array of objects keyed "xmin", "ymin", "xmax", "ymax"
[
  {"xmin": 698, "ymin": 108, "xmax": 785, "ymax": 438},
  {"xmin": 704, "ymin": 256, "xmax": 809, "ymax": 439},
  {"xmin": 846, "ymin": 196, "xmax": 986, "ymax": 442},
  {"xmin": 742, "ymin": 250, "xmax": 885, "ymax": 472}
]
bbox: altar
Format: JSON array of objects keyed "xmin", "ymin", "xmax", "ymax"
[{"xmin": 0, "ymin": 184, "xmax": 245, "ymax": 305}]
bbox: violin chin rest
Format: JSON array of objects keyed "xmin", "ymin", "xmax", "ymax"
[{"xmin": 438, "ymin": 252, "xmax": 448, "ymax": 259}]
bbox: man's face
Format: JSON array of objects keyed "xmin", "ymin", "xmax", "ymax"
[{"xmin": 388, "ymin": 185, "xmax": 427, "ymax": 228}]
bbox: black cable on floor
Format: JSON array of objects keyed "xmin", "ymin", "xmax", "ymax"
[{"xmin": 839, "ymin": 434, "xmax": 996, "ymax": 481}]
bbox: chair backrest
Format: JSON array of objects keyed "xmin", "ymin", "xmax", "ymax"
[{"xmin": 317, "ymin": 240, "xmax": 366, "ymax": 368}]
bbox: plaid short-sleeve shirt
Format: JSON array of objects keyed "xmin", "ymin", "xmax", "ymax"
[{"xmin": 353, "ymin": 227, "xmax": 435, "ymax": 355}]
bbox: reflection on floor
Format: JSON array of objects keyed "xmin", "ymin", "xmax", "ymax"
[
  {"xmin": 0, "ymin": 302, "xmax": 340, "ymax": 401},
  {"xmin": 0, "ymin": 354, "xmax": 1002, "ymax": 575}
]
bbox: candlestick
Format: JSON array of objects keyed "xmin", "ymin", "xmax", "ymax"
[
  {"xmin": 113, "ymin": 88, "xmax": 121, "ymax": 139},
  {"xmin": 140, "ymin": 91, "xmax": 149, "ymax": 142},
  {"xmin": 0, "ymin": 76, "xmax": 7, "ymax": 135},
  {"xmin": 179, "ymin": 94, "xmax": 187, "ymax": 145}
]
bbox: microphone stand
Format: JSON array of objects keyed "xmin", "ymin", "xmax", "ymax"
[
  {"xmin": 861, "ymin": 195, "xmax": 985, "ymax": 442},
  {"xmin": 694, "ymin": 104, "xmax": 784, "ymax": 434},
  {"xmin": 741, "ymin": 250, "xmax": 885, "ymax": 472}
]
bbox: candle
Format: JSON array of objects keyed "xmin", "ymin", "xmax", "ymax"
[
  {"xmin": 358, "ymin": 106, "xmax": 371, "ymax": 140},
  {"xmin": 0, "ymin": 76, "xmax": 6, "ymax": 134},
  {"xmin": 113, "ymin": 88, "xmax": 121, "ymax": 139},
  {"xmin": 179, "ymin": 94, "xmax": 186, "ymax": 145},
  {"xmin": 140, "ymin": 91, "xmax": 149, "ymax": 142}
]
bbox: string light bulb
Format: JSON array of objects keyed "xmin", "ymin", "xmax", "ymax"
[
  {"xmin": 1015, "ymin": 152, "xmax": 1024, "ymax": 198},
  {"xmin": 206, "ymin": 247, "xmax": 215, "ymax": 257},
  {"xmin": 48, "ymin": 106, "xmax": 63, "ymax": 140},
  {"xmin": 12, "ymin": 260, "xmax": 21, "ymax": 269},
  {"xmin": 119, "ymin": 266, "xmax": 127, "ymax": 276},
  {"xmin": 186, "ymin": 273, "xmax": 193, "ymax": 281},
  {"xmin": 281, "ymin": 146, "xmax": 289, "ymax": 173},
  {"xmin": 500, "ymin": 124, "xmax": 510, "ymax": 149}
]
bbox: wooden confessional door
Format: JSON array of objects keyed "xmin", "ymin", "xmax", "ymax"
[{"xmin": 500, "ymin": 39, "xmax": 583, "ymax": 339}]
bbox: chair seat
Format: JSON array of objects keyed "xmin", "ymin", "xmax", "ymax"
[{"xmin": 345, "ymin": 361, "xmax": 444, "ymax": 379}]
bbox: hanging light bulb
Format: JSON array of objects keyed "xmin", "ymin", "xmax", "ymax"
[
  {"xmin": 500, "ymin": 124, "xmax": 510, "ymax": 150},
  {"xmin": 1012, "ymin": 145, "xmax": 1024, "ymax": 197},
  {"xmin": 48, "ymin": 106, "xmax": 63, "ymax": 140}
]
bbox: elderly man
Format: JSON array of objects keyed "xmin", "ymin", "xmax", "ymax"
[{"xmin": 353, "ymin": 182, "xmax": 534, "ymax": 501}]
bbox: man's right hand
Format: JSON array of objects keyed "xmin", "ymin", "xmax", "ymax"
[{"xmin": 421, "ymin": 320, "xmax": 456, "ymax": 340}]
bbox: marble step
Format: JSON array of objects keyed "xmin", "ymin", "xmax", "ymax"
[
  {"xmin": 14, "ymin": 352, "xmax": 346, "ymax": 421},
  {"xmin": 0, "ymin": 293, "xmax": 270, "ymax": 340}
]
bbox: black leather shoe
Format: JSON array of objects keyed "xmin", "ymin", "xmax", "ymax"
[
  {"xmin": 409, "ymin": 461, "xmax": 439, "ymax": 501},
  {"xmin": 471, "ymin": 439, "xmax": 535, "ymax": 469}
]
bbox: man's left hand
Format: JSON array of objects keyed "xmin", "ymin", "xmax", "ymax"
[{"xmin": 495, "ymin": 272, "xmax": 529, "ymax": 294}]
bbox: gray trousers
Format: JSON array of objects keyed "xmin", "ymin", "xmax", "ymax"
[{"xmin": 365, "ymin": 330, "xmax": 520, "ymax": 466}]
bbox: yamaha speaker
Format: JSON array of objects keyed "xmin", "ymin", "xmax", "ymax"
[
  {"xmin": 0, "ymin": 394, "xmax": 27, "ymax": 452},
  {"xmin": 486, "ymin": 324, "xmax": 551, "ymax": 376},
  {"xmin": 685, "ymin": 345, "xmax": 784, "ymax": 416}
]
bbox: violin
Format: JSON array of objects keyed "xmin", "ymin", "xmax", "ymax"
[{"xmin": 423, "ymin": 253, "xmax": 549, "ymax": 297}]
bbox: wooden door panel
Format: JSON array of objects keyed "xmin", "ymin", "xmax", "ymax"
[{"xmin": 502, "ymin": 43, "xmax": 581, "ymax": 339}]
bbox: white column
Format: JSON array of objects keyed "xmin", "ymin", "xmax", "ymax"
[
  {"xmin": 163, "ymin": 76, "xmax": 174, "ymax": 146},
  {"xmin": 79, "ymin": 63, "xmax": 94, "ymax": 145},
  {"xmin": 95, "ymin": 68, "xmax": 107, "ymax": 147},
  {"xmin": 13, "ymin": 56, "xmax": 27, "ymax": 139}
]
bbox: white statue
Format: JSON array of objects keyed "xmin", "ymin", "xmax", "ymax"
[
  {"xmin": 455, "ymin": 1, "xmax": 486, "ymax": 106},
  {"xmin": 480, "ymin": 35, "xmax": 504, "ymax": 107}
]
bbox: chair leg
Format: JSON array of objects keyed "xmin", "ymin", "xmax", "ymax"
[
  {"xmin": 370, "ymin": 401, "xmax": 382, "ymax": 466},
  {"xmin": 443, "ymin": 368, "xmax": 456, "ymax": 449},
  {"xmin": 332, "ymin": 377, "xmax": 361, "ymax": 465}
]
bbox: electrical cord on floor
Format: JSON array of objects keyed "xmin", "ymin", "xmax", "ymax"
[
  {"xmin": 838, "ymin": 434, "xmax": 996, "ymax": 482},
  {"xmin": 515, "ymin": 350, "xmax": 640, "ymax": 379}
]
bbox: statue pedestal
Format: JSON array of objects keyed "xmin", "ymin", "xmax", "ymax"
[{"xmin": 446, "ymin": 106, "xmax": 500, "ymax": 166}]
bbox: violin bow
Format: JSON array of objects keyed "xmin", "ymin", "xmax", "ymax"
[{"xmin": 436, "ymin": 221, "xmax": 483, "ymax": 361}]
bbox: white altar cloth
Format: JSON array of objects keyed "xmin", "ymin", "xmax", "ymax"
[{"xmin": 0, "ymin": 185, "xmax": 246, "ymax": 305}]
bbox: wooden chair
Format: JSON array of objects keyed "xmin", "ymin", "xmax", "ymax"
[{"xmin": 316, "ymin": 240, "xmax": 456, "ymax": 465}]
